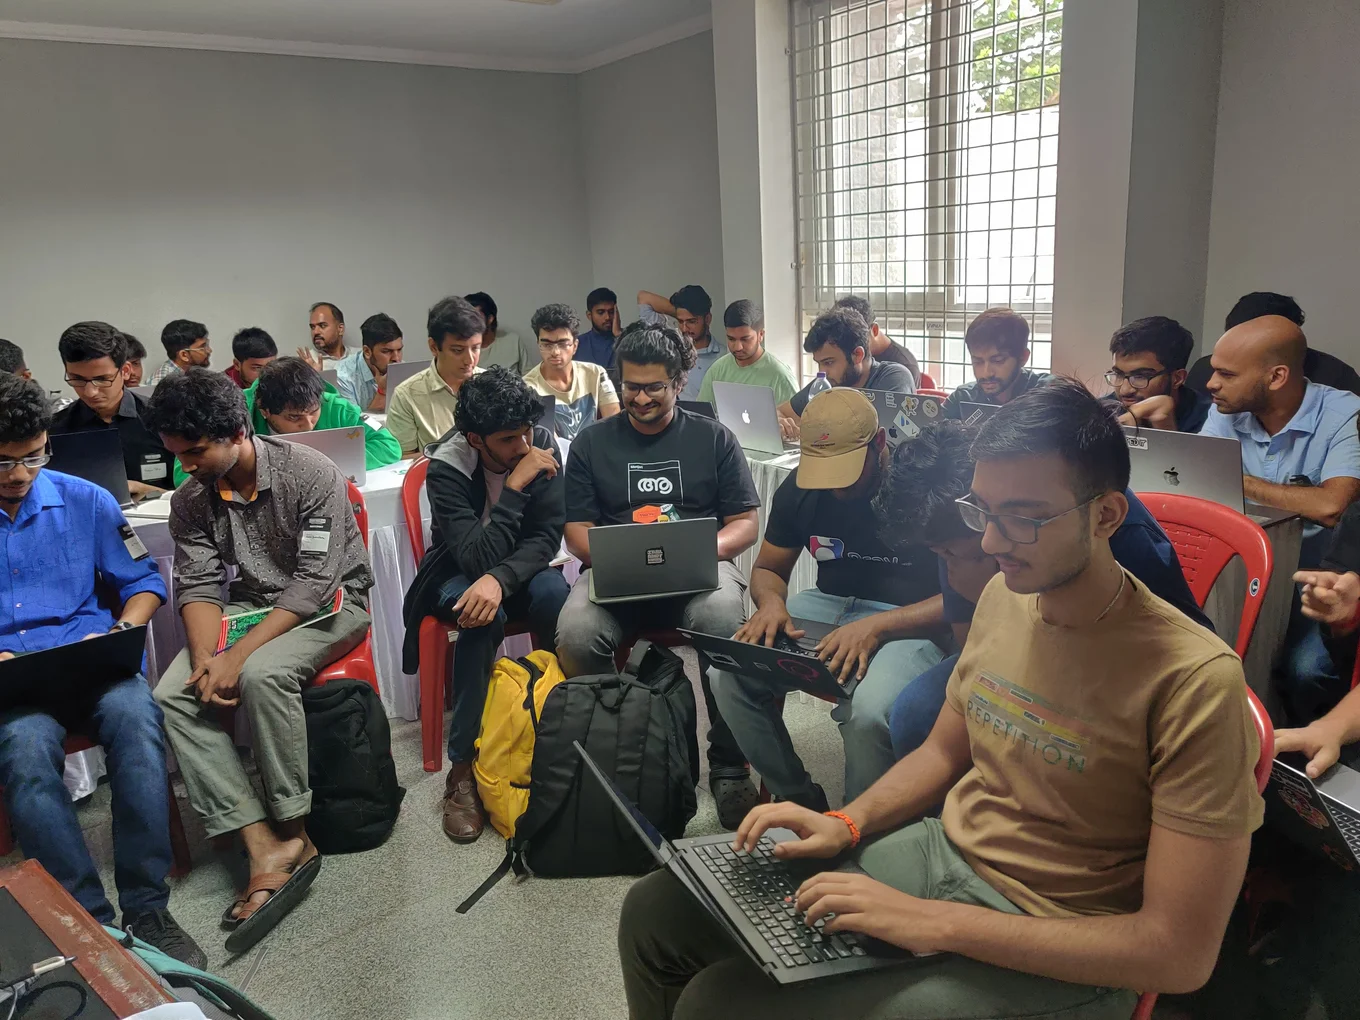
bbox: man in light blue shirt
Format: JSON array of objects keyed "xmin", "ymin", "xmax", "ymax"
[
  {"xmin": 334, "ymin": 312, "xmax": 404, "ymax": 412},
  {"xmin": 637, "ymin": 285, "xmax": 724, "ymax": 401},
  {"xmin": 1200, "ymin": 314, "xmax": 1360, "ymax": 715}
]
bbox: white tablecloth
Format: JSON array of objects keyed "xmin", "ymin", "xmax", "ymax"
[{"xmin": 737, "ymin": 450, "xmax": 818, "ymax": 599}]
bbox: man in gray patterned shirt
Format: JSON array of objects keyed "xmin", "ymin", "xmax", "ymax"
[{"xmin": 145, "ymin": 369, "xmax": 372, "ymax": 953}]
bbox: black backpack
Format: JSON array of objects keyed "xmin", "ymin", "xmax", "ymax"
[
  {"xmin": 458, "ymin": 641, "xmax": 698, "ymax": 911},
  {"xmin": 301, "ymin": 679, "xmax": 405, "ymax": 854}
]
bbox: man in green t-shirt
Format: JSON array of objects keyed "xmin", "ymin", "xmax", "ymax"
[
  {"xmin": 697, "ymin": 300, "xmax": 798, "ymax": 407},
  {"xmin": 170, "ymin": 357, "xmax": 400, "ymax": 485}
]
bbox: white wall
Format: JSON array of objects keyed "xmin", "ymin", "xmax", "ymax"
[
  {"xmin": 0, "ymin": 39, "xmax": 592, "ymax": 387},
  {"xmin": 576, "ymin": 32, "xmax": 725, "ymax": 326},
  {"xmin": 1203, "ymin": 0, "xmax": 1360, "ymax": 362}
]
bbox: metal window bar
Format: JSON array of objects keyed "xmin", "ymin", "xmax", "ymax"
[{"xmin": 792, "ymin": 0, "xmax": 1062, "ymax": 389}]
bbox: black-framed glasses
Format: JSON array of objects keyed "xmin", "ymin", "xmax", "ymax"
[
  {"xmin": 954, "ymin": 494, "xmax": 1098, "ymax": 545},
  {"xmin": 64, "ymin": 373, "xmax": 121, "ymax": 391},
  {"xmin": 0, "ymin": 444, "xmax": 51, "ymax": 473},
  {"xmin": 1104, "ymin": 368, "xmax": 1168, "ymax": 391},
  {"xmin": 620, "ymin": 380, "xmax": 673, "ymax": 397}
]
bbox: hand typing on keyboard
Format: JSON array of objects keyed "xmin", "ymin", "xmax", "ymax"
[
  {"xmin": 811, "ymin": 616, "xmax": 883, "ymax": 685},
  {"xmin": 797, "ymin": 871, "xmax": 949, "ymax": 956},
  {"xmin": 734, "ymin": 600, "xmax": 807, "ymax": 648},
  {"xmin": 733, "ymin": 802, "xmax": 856, "ymax": 858}
]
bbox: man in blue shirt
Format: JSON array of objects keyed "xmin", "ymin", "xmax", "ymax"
[
  {"xmin": 334, "ymin": 312, "xmax": 404, "ymax": 412},
  {"xmin": 876, "ymin": 411, "xmax": 1213, "ymax": 762},
  {"xmin": 638, "ymin": 284, "xmax": 725, "ymax": 401},
  {"xmin": 0, "ymin": 373, "xmax": 204, "ymax": 966},
  {"xmin": 1200, "ymin": 314, "xmax": 1360, "ymax": 715},
  {"xmin": 1103, "ymin": 315, "xmax": 1212, "ymax": 433},
  {"xmin": 576, "ymin": 287, "xmax": 621, "ymax": 369}
]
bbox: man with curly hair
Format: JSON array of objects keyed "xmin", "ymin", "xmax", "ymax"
[
  {"xmin": 145, "ymin": 368, "xmax": 373, "ymax": 953},
  {"xmin": 523, "ymin": 303, "xmax": 620, "ymax": 440},
  {"xmin": 557, "ymin": 322, "xmax": 762, "ymax": 827},
  {"xmin": 401, "ymin": 366, "xmax": 570, "ymax": 842},
  {"xmin": 0, "ymin": 372, "xmax": 205, "ymax": 967}
]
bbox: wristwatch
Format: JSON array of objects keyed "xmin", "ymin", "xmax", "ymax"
[{"xmin": 111, "ymin": 620, "xmax": 136, "ymax": 632}]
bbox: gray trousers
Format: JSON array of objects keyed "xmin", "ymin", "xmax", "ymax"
[
  {"xmin": 618, "ymin": 818, "xmax": 1138, "ymax": 1020},
  {"xmin": 154, "ymin": 600, "xmax": 370, "ymax": 838}
]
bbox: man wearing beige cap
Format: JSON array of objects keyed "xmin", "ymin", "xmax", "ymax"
[{"xmin": 711, "ymin": 388, "xmax": 947, "ymax": 807}]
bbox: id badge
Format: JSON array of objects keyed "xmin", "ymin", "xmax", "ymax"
[
  {"xmin": 299, "ymin": 516, "xmax": 332, "ymax": 556},
  {"xmin": 140, "ymin": 453, "xmax": 169, "ymax": 482},
  {"xmin": 118, "ymin": 522, "xmax": 151, "ymax": 561}
]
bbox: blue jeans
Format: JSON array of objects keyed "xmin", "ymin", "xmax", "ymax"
[
  {"xmin": 711, "ymin": 589, "xmax": 946, "ymax": 802},
  {"xmin": 1279, "ymin": 606, "xmax": 1344, "ymax": 725},
  {"xmin": 0, "ymin": 676, "xmax": 171, "ymax": 923},
  {"xmin": 889, "ymin": 653, "xmax": 960, "ymax": 760},
  {"xmin": 436, "ymin": 568, "xmax": 570, "ymax": 763}
]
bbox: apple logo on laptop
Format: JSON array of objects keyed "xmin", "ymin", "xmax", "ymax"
[
  {"xmin": 1163, "ymin": 466, "xmax": 1180, "ymax": 487},
  {"xmin": 741, "ymin": 410, "xmax": 751, "ymax": 424}
]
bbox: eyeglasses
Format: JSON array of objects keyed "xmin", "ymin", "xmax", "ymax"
[
  {"xmin": 954, "ymin": 494, "xmax": 1097, "ymax": 545},
  {"xmin": 620, "ymin": 381, "xmax": 673, "ymax": 397},
  {"xmin": 0, "ymin": 447, "xmax": 51, "ymax": 473},
  {"xmin": 538, "ymin": 339, "xmax": 576, "ymax": 352},
  {"xmin": 64, "ymin": 373, "xmax": 121, "ymax": 391},
  {"xmin": 1104, "ymin": 368, "xmax": 1168, "ymax": 391}
]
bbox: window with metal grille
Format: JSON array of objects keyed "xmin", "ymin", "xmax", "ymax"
[{"xmin": 791, "ymin": 0, "xmax": 1062, "ymax": 390}]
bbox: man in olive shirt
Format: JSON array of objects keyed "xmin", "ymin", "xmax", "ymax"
[
  {"xmin": 619, "ymin": 381, "xmax": 1262, "ymax": 1020},
  {"xmin": 50, "ymin": 321, "xmax": 175, "ymax": 499},
  {"xmin": 387, "ymin": 296, "xmax": 485, "ymax": 454},
  {"xmin": 145, "ymin": 369, "xmax": 372, "ymax": 953}
]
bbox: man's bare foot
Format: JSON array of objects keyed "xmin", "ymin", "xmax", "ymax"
[{"xmin": 229, "ymin": 823, "xmax": 317, "ymax": 922}]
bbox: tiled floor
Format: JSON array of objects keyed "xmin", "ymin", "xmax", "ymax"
[{"xmin": 1, "ymin": 653, "xmax": 845, "ymax": 1020}]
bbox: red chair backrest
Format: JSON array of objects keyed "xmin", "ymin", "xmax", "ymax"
[
  {"xmin": 400, "ymin": 457, "xmax": 430, "ymax": 563},
  {"xmin": 1138, "ymin": 492, "xmax": 1273, "ymax": 660},
  {"xmin": 1246, "ymin": 686, "xmax": 1274, "ymax": 794},
  {"xmin": 917, "ymin": 387, "xmax": 950, "ymax": 400},
  {"xmin": 919, "ymin": 371, "xmax": 936, "ymax": 390},
  {"xmin": 345, "ymin": 479, "xmax": 369, "ymax": 550}
]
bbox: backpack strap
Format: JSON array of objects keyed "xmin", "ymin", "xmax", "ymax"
[
  {"xmin": 517, "ymin": 655, "xmax": 545, "ymax": 729},
  {"xmin": 622, "ymin": 640, "xmax": 653, "ymax": 678},
  {"xmin": 455, "ymin": 840, "xmax": 527, "ymax": 913}
]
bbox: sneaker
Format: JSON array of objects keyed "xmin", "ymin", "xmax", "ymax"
[
  {"xmin": 710, "ymin": 771, "xmax": 760, "ymax": 830},
  {"xmin": 124, "ymin": 907, "xmax": 208, "ymax": 970}
]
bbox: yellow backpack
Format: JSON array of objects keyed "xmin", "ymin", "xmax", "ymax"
[{"xmin": 472, "ymin": 651, "xmax": 568, "ymax": 839}]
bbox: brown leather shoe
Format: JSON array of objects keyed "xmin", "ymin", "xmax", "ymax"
[{"xmin": 442, "ymin": 761, "xmax": 485, "ymax": 844}]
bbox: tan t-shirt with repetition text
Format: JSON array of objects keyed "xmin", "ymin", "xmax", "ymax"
[{"xmin": 941, "ymin": 571, "xmax": 1264, "ymax": 919}]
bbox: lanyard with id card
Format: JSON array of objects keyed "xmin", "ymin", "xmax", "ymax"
[
  {"xmin": 300, "ymin": 516, "xmax": 332, "ymax": 557},
  {"xmin": 140, "ymin": 452, "xmax": 170, "ymax": 483},
  {"xmin": 118, "ymin": 522, "xmax": 151, "ymax": 561}
]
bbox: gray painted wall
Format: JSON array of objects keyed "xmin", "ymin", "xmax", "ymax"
[
  {"xmin": 1204, "ymin": 0, "xmax": 1360, "ymax": 361},
  {"xmin": 576, "ymin": 32, "xmax": 725, "ymax": 329}
]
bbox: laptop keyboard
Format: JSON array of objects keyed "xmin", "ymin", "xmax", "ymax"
[
  {"xmin": 696, "ymin": 838, "xmax": 866, "ymax": 970},
  {"xmin": 772, "ymin": 635, "xmax": 818, "ymax": 657},
  {"xmin": 1332, "ymin": 802, "xmax": 1360, "ymax": 855}
]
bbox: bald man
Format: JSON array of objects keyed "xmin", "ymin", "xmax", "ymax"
[{"xmin": 1202, "ymin": 314, "xmax": 1360, "ymax": 720}]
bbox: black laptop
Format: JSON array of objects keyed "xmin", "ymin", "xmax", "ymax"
[
  {"xmin": 679, "ymin": 400, "xmax": 717, "ymax": 419},
  {"xmin": 860, "ymin": 390, "xmax": 943, "ymax": 447},
  {"xmin": 0, "ymin": 626, "xmax": 148, "ymax": 714},
  {"xmin": 677, "ymin": 621, "xmax": 862, "ymax": 700},
  {"xmin": 577, "ymin": 742, "xmax": 928, "ymax": 983},
  {"xmin": 958, "ymin": 401, "xmax": 1001, "ymax": 428},
  {"xmin": 1264, "ymin": 753, "xmax": 1360, "ymax": 876},
  {"xmin": 48, "ymin": 430, "xmax": 133, "ymax": 508}
]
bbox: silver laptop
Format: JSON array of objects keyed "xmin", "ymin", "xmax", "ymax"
[
  {"xmin": 1123, "ymin": 427, "xmax": 1245, "ymax": 513},
  {"xmin": 587, "ymin": 518, "xmax": 719, "ymax": 604},
  {"xmin": 321, "ymin": 368, "xmax": 339, "ymax": 388},
  {"xmin": 384, "ymin": 359, "xmax": 431, "ymax": 396},
  {"xmin": 860, "ymin": 390, "xmax": 943, "ymax": 447},
  {"xmin": 277, "ymin": 425, "xmax": 367, "ymax": 485},
  {"xmin": 711, "ymin": 381, "xmax": 797, "ymax": 456}
]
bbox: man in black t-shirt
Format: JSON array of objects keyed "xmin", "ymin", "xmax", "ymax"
[
  {"xmin": 558, "ymin": 322, "xmax": 762, "ymax": 827},
  {"xmin": 776, "ymin": 307, "xmax": 915, "ymax": 433},
  {"xmin": 711, "ymin": 389, "xmax": 946, "ymax": 810},
  {"xmin": 49, "ymin": 321, "xmax": 176, "ymax": 499},
  {"xmin": 940, "ymin": 307, "xmax": 1053, "ymax": 419}
]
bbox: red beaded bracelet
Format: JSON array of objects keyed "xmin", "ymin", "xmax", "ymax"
[{"xmin": 824, "ymin": 810, "xmax": 861, "ymax": 848}]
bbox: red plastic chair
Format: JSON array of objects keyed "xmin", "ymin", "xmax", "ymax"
[
  {"xmin": 312, "ymin": 480, "xmax": 379, "ymax": 693},
  {"xmin": 918, "ymin": 371, "xmax": 937, "ymax": 390},
  {"xmin": 1137, "ymin": 492, "xmax": 1273, "ymax": 659},
  {"xmin": 917, "ymin": 387, "xmax": 950, "ymax": 400},
  {"xmin": 1132, "ymin": 685, "xmax": 1273, "ymax": 1019},
  {"xmin": 401, "ymin": 458, "xmax": 533, "ymax": 772}
]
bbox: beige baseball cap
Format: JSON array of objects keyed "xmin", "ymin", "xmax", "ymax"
[{"xmin": 796, "ymin": 388, "xmax": 879, "ymax": 490}]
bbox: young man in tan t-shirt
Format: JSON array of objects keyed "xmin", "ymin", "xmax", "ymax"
[{"xmin": 617, "ymin": 379, "xmax": 1264, "ymax": 1020}]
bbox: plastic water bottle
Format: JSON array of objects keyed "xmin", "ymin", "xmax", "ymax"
[{"xmin": 807, "ymin": 372, "xmax": 832, "ymax": 400}]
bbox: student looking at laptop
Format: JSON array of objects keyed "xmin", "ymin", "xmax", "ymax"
[
  {"xmin": 1103, "ymin": 315, "xmax": 1211, "ymax": 433},
  {"xmin": 49, "ymin": 320, "xmax": 175, "ymax": 500},
  {"xmin": 834, "ymin": 294, "xmax": 922, "ymax": 387},
  {"xmin": 877, "ymin": 406, "xmax": 1213, "ymax": 764},
  {"xmin": 0, "ymin": 372, "xmax": 205, "ymax": 967},
  {"xmin": 387, "ymin": 296, "xmax": 486, "ymax": 455},
  {"xmin": 696, "ymin": 300, "xmax": 798, "ymax": 408},
  {"xmin": 145, "ymin": 368, "xmax": 374, "ymax": 952},
  {"xmin": 400, "ymin": 367, "xmax": 570, "ymax": 844},
  {"xmin": 1200, "ymin": 314, "xmax": 1360, "ymax": 713},
  {"xmin": 940, "ymin": 307, "xmax": 1052, "ymax": 420},
  {"xmin": 618, "ymin": 377, "xmax": 1264, "ymax": 1020},
  {"xmin": 711, "ymin": 389, "xmax": 945, "ymax": 810},
  {"xmin": 522, "ymin": 303, "xmax": 620, "ymax": 440},
  {"xmin": 335, "ymin": 313, "xmax": 404, "ymax": 413},
  {"xmin": 557, "ymin": 321, "xmax": 762, "ymax": 827},
  {"xmin": 775, "ymin": 307, "xmax": 914, "ymax": 437}
]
